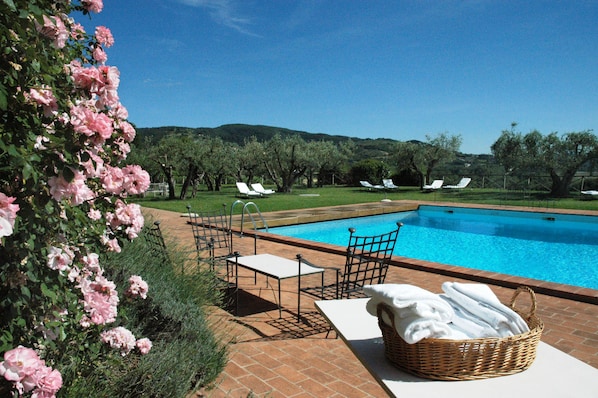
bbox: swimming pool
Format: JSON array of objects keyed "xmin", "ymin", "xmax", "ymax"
[{"xmin": 267, "ymin": 206, "xmax": 598, "ymax": 290}]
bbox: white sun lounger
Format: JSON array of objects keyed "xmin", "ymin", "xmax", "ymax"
[
  {"xmin": 316, "ymin": 298, "xmax": 598, "ymax": 398},
  {"xmin": 251, "ymin": 183, "xmax": 275, "ymax": 195},
  {"xmin": 236, "ymin": 182, "xmax": 262, "ymax": 198},
  {"xmin": 360, "ymin": 181, "xmax": 385, "ymax": 190},
  {"xmin": 383, "ymin": 179, "xmax": 399, "ymax": 189},
  {"xmin": 443, "ymin": 177, "xmax": 471, "ymax": 189},
  {"xmin": 423, "ymin": 179, "xmax": 443, "ymax": 191}
]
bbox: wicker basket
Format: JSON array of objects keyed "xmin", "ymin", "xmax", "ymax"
[{"xmin": 377, "ymin": 286, "xmax": 544, "ymax": 381}]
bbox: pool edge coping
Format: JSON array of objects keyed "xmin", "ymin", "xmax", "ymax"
[{"xmin": 233, "ymin": 200, "xmax": 598, "ymax": 305}]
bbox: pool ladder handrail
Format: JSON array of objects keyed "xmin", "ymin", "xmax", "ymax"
[{"xmin": 230, "ymin": 200, "xmax": 269, "ymax": 255}]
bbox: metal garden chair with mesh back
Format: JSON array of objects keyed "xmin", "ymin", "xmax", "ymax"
[
  {"xmin": 143, "ymin": 220, "xmax": 170, "ymax": 265},
  {"xmin": 186, "ymin": 204, "xmax": 235, "ymax": 279},
  {"xmin": 298, "ymin": 222, "xmax": 403, "ymax": 301}
]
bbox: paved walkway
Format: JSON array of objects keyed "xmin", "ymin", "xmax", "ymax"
[{"xmin": 142, "ymin": 203, "xmax": 598, "ymax": 398}]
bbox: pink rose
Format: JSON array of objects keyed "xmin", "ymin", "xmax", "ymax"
[
  {"xmin": 111, "ymin": 201, "xmax": 144, "ymax": 239},
  {"xmin": 110, "ymin": 103, "xmax": 129, "ymax": 121},
  {"xmin": 136, "ymin": 338, "xmax": 152, "ymax": 355},
  {"xmin": 95, "ymin": 26, "xmax": 114, "ymax": 48},
  {"xmin": 82, "ymin": 0, "xmax": 103, "ymax": 13},
  {"xmin": 0, "ymin": 192, "xmax": 19, "ymax": 237},
  {"xmin": 100, "ymin": 165, "xmax": 124, "ymax": 195},
  {"xmin": 36, "ymin": 15, "xmax": 68, "ymax": 49},
  {"xmin": 88, "ymin": 208, "xmax": 102, "ymax": 220},
  {"xmin": 69, "ymin": 171, "xmax": 95, "ymax": 205},
  {"xmin": 29, "ymin": 366, "xmax": 62, "ymax": 398},
  {"xmin": 70, "ymin": 105, "xmax": 114, "ymax": 142},
  {"xmin": 48, "ymin": 175, "xmax": 70, "ymax": 202},
  {"xmin": 49, "ymin": 171, "xmax": 94, "ymax": 205},
  {"xmin": 122, "ymin": 165, "xmax": 151, "ymax": 196},
  {"xmin": 114, "ymin": 139, "xmax": 131, "ymax": 159},
  {"xmin": 81, "ymin": 253, "xmax": 102, "ymax": 276},
  {"xmin": 80, "ymin": 152, "xmax": 104, "ymax": 178},
  {"xmin": 101, "ymin": 327, "xmax": 136, "ymax": 356},
  {"xmin": 92, "ymin": 46, "xmax": 107, "ymax": 64},
  {"xmin": 69, "ymin": 64, "xmax": 103, "ymax": 94},
  {"xmin": 0, "ymin": 346, "xmax": 42, "ymax": 383},
  {"xmin": 99, "ymin": 65, "xmax": 120, "ymax": 89},
  {"xmin": 70, "ymin": 22, "xmax": 86, "ymax": 40},
  {"xmin": 0, "ymin": 217, "xmax": 13, "ymax": 238},
  {"xmin": 97, "ymin": 66, "xmax": 120, "ymax": 108},
  {"xmin": 34, "ymin": 135, "xmax": 50, "ymax": 150},
  {"xmin": 78, "ymin": 276, "xmax": 119, "ymax": 326},
  {"xmin": 116, "ymin": 121, "xmax": 136, "ymax": 143},
  {"xmin": 0, "ymin": 346, "xmax": 62, "ymax": 397},
  {"xmin": 126, "ymin": 275, "xmax": 148, "ymax": 299},
  {"xmin": 101, "ymin": 235, "xmax": 121, "ymax": 253},
  {"xmin": 47, "ymin": 245, "xmax": 75, "ymax": 272},
  {"xmin": 27, "ymin": 85, "xmax": 58, "ymax": 117}
]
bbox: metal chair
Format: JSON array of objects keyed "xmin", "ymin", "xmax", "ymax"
[
  {"xmin": 187, "ymin": 204, "xmax": 234, "ymax": 277},
  {"xmin": 143, "ymin": 220, "xmax": 170, "ymax": 264},
  {"xmin": 298, "ymin": 222, "xmax": 403, "ymax": 300}
]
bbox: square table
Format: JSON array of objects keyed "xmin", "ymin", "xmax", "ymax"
[
  {"xmin": 227, "ymin": 253, "xmax": 325, "ymax": 319},
  {"xmin": 315, "ymin": 298, "xmax": 598, "ymax": 398}
]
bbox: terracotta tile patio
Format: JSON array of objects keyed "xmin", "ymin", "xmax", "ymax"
[{"xmin": 142, "ymin": 201, "xmax": 598, "ymax": 398}]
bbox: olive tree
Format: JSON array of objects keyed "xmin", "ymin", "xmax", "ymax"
[
  {"xmin": 492, "ymin": 125, "xmax": 598, "ymax": 197},
  {"xmin": 393, "ymin": 133, "xmax": 462, "ymax": 188},
  {"xmin": 235, "ymin": 136, "xmax": 268, "ymax": 183},
  {"xmin": 262, "ymin": 134, "xmax": 310, "ymax": 192},
  {"xmin": 144, "ymin": 134, "xmax": 197, "ymax": 199},
  {"xmin": 349, "ymin": 159, "xmax": 389, "ymax": 186},
  {"xmin": 197, "ymin": 136, "xmax": 236, "ymax": 192},
  {"xmin": 305, "ymin": 140, "xmax": 355, "ymax": 187}
]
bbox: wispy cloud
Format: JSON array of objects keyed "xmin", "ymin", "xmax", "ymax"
[
  {"xmin": 156, "ymin": 38, "xmax": 185, "ymax": 52},
  {"xmin": 176, "ymin": 0, "xmax": 260, "ymax": 37},
  {"xmin": 142, "ymin": 78, "xmax": 183, "ymax": 88}
]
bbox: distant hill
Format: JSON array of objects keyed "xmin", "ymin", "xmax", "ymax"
[{"xmin": 135, "ymin": 124, "xmax": 405, "ymax": 160}]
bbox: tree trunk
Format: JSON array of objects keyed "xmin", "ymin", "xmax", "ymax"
[
  {"xmin": 214, "ymin": 174, "xmax": 223, "ymax": 191},
  {"xmin": 179, "ymin": 164, "xmax": 197, "ymax": 200},
  {"xmin": 550, "ymin": 169, "xmax": 576, "ymax": 197},
  {"xmin": 307, "ymin": 168, "xmax": 313, "ymax": 188},
  {"xmin": 159, "ymin": 163, "xmax": 176, "ymax": 200},
  {"xmin": 417, "ymin": 171, "xmax": 425, "ymax": 189}
]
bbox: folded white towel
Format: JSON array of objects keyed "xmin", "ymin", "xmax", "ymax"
[
  {"xmin": 364, "ymin": 284, "xmax": 454, "ymax": 322},
  {"xmin": 392, "ymin": 315, "xmax": 453, "ymax": 344},
  {"xmin": 444, "ymin": 324, "xmax": 473, "ymax": 340},
  {"xmin": 440, "ymin": 295, "xmax": 501, "ymax": 338},
  {"xmin": 442, "ymin": 282, "xmax": 529, "ymax": 336}
]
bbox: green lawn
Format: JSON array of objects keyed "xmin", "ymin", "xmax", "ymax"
[{"xmin": 134, "ymin": 185, "xmax": 598, "ymax": 214}]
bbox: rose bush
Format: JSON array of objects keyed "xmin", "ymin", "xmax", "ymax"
[{"xmin": 1, "ymin": 1, "xmax": 154, "ymax": 396}]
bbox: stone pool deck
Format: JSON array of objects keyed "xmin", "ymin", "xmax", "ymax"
[{"xmin": 143, "ymin": 200, "xmax": 598, "ymax": 397}]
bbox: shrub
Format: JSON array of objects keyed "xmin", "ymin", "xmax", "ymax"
[
  {"xmin": 60, "ymin": 235, "xmax": 227, "ymax": 397},
  {"xmin": 0, "ymin": 1, "xmax": 225, "ymax": 396}
]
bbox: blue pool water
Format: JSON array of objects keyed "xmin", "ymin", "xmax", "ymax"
[{"xmin": 267, "ymin": 206, "xmax": 598, "ymax": 290}]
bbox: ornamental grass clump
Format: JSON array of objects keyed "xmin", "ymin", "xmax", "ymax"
[
  {"xmin": 0, "ymin": 1, "xmax": 225, "ymax": 396},
  {"xmin": 60, "ymin": 235, "xmax": 227, "ymax": 397}
]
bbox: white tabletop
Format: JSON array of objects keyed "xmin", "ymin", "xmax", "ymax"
[
  {"xmin": 228, "ymin": 253, "xmax": 324, "ymax": 279},
  {"xmin": 315, "ymin": 298, "xmax": 598, "ymax": 398}
]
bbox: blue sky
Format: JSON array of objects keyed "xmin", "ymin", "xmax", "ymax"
[{"xmin": 85, "ymin": 1, "xmax": 598, "ymax": 154}]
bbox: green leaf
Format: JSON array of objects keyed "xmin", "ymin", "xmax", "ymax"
[
  {"xmin": 20, "ymin": 285, "xmax": 31, "ymax": 299},
  {"xmin": 2, "ymin": 0, "xmax": 16, "ymax": 12},
  {"xmin": 63, "ymin": 165, "xmax": 75, "ymax": 182},
  {"xmin": 27, "ymin": 3, "xmax": 41, "ymax": 16},
  {"xmin": 22, "ymin": 162, "xmax": 35, "ymax": 181},
  {"xmin": 0, "ymin": 83, "xmax": 7, "ymax": 111},
  {"xmin": 41, "ymin": 283, "xmax": 57, "ymax": 301}
]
